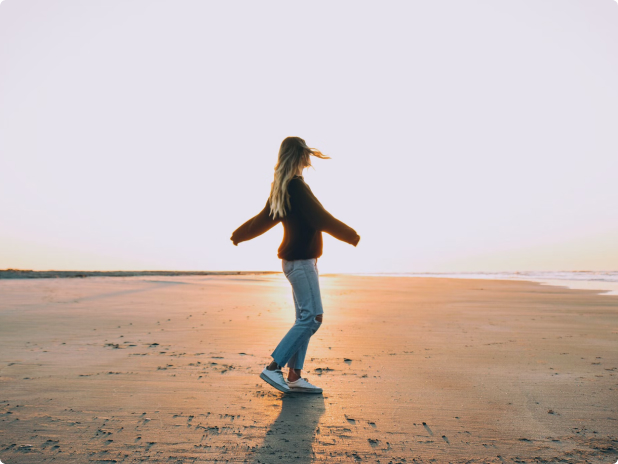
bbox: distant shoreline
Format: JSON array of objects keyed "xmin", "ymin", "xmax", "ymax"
[
  {"xmin": 0, "ymin": 270, "xmax": 279, "ymax": 279},
  {"xmin": 2, "ymin": 270, "xmax": 616, "ymax": 295}
]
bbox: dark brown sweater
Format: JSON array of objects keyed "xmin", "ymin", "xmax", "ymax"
[{"xmin": 231, "ymin": 176, "xmax": 360, "ymax": 260}]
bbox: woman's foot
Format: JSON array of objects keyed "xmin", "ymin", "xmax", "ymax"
[
  {"xmin": 288, "ymin": 368, "xmax": 302, "ymax": 382},
  {"xmin": 260, "ymin": 366, "xmax": 290, "ymax": 393},
  {"xmin": 266, "ymin": 360, "xmax": 280, "ymax": 371}
]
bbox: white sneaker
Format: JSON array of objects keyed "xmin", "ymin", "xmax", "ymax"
[
  {"xmin": 260, "ymin": 367, "xmax": 290, "ymax": 393},
  {"xmin": 286, "ymin": 377, "xmax": 323, "ymax": 393}
]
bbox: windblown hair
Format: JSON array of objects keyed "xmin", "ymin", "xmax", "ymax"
[{"xmin": 268, "ymin": 137, "xmax": 330, "ymax": 219}]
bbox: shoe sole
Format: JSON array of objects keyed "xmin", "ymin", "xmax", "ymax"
[
  {"xmin": 287, "ymin": 387, "xmax": 323, "ymax": 394},
  {"xmin": 260, "ymin": 372, "xmax": 290, "ymax": 393}
]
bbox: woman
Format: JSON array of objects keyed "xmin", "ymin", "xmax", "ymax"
[{"xmin": 230, "ymin": 136, "xmax": 360, "ymax": 394}]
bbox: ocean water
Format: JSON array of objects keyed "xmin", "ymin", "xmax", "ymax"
[{"xmin": 354, "ymin": 271, "xmax": 618, "ymax": 296}]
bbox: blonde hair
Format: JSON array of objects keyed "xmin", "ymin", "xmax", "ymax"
[{"xmin": 268, "ymin": 137, "xmax": 330, "ymax": 219}]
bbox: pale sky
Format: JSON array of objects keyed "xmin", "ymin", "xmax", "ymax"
[{"xmin": 1, "ymin": 0, "xmax": 617, "ymax": 273}]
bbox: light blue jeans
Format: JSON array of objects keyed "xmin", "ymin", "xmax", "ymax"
[{"xmin": 271, "ymin": 258, "xmax": 323, "ymax": 370}]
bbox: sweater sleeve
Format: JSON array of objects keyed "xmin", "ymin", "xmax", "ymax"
[
  {"xmin": 289, "ymin": 180, "xmax": 360, "ymax": 246},
  {"xmin": 231, "ymin": 199, "xmax": 280, "ymax": 245}
]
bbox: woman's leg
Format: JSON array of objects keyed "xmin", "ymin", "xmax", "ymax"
[
  {"xmin": 286, "ymin": 338, "xmax": 309, "ymax": 372},
  {"xmin": 266, "ymin": 262, "xmax": 300, "ymax": 371},
  {"xmin": 282, "ymin": 281, "xmax": 305, "ymax": 370},
  {"xmin": 271, "ymin": 259, "xmax": 323, "ymax": 370}
]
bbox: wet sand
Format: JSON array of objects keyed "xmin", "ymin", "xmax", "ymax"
[{"xmin": 0, "ymin": 275, "xmax": 616, "ymax": 463}]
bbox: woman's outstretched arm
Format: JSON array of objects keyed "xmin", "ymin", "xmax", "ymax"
[
  {"xmin": 231, "ymin": 199, "xmax": 280, "ymax": 245},
  {"xmin": 289, "ymin": 180, "xmax": 360, "ymax": 246}
]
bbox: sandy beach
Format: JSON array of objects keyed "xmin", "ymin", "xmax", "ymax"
[{"xmin": 0, "ymin": 274, "xmax": 616, "ymax": 463}]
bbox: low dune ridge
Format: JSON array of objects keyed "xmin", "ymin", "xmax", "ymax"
[
  {"xmin": 0, "ymin": 275, "xmax": 616, "ymax": 463},
  {"xmin": 0, "ymin": 269, "xmax": 278, "ymax": 279}
]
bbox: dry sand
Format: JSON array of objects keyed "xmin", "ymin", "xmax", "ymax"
[{"xmin": 0, "ymin": 274, "xmax": 616, "ymax": 463}]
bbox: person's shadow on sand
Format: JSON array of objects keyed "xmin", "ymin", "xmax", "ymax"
[{"xmin": 252, "ymin": 394, "xmax": 325, "ymax": 464}]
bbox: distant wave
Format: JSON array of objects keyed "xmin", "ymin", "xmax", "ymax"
[
  {"xmin": 353, "ymin": 271, "xmax": 618, "ymax": 296},
  {"xmin": 371, "ymin": 271, "xmax": 618, "ymax": 282}
]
